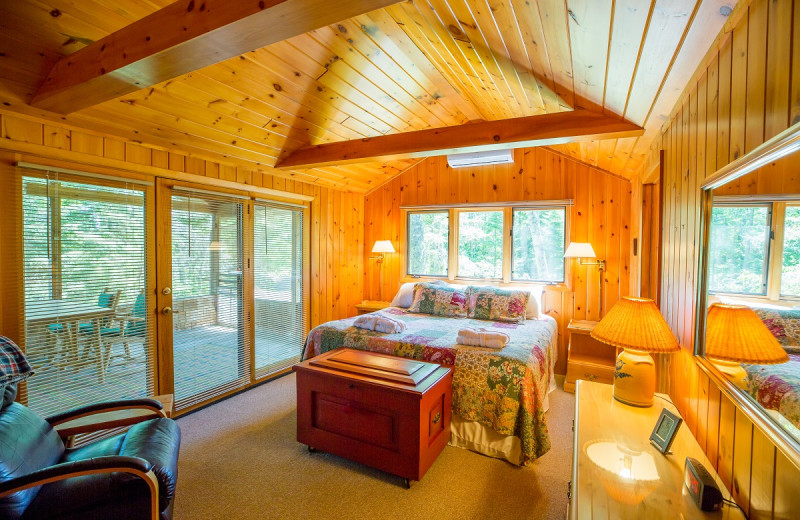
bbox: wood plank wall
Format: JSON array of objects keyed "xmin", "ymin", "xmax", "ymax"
[
  {"xmin": 650, "ymin": 0, "xmax": 800, "ymax": 517},
  {"xmin": 0, "ymin": 112, "xmax": 364, "ymax": 340},
  {"xmin": 640, "ymin": 182, "xmax": 661, "ymax": 304},
  {"xmin": 363, "ymin": 147, "xmax": 635, "ymax": 374}
]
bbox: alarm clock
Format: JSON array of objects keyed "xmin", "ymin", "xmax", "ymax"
[{"xmin": 684, "ymin": 457, "xmax": 723, "ymax": 512}]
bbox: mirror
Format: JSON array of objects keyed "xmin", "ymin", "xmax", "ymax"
[{"xmin": 697, "ymin": 123, "xmax": 800, "ymax": 451}]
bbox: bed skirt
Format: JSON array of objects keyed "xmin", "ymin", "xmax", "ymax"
[{"xmin": 448, "ymin": 373, "xmax": 557, "ymax": 465}]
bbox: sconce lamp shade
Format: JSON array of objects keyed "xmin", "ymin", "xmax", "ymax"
[
  {"xmin": 564, "ymin": 242, "xmax": 597, "ymax": 259},
  {"xmin": 371, "ymin": 240, "xmax": 396, "ymax": 254},
  {"xmin": 706, "ymin": 304, "xmax": 789, "ymax": 365},
  {"xmin": 591, "ymin": 297, "xmax": 679, "ymax": 354}
]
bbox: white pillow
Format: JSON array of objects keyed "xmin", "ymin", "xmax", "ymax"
[{"xmin": 390, "ymin": 280, "xmax": 446, "ymax": 308}]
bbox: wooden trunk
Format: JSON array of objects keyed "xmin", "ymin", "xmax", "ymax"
[{"xmin": 294, "ymin": 349, "xmax": 453, "ymax": 483}]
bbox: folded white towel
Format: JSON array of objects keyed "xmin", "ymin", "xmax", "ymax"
[
  {"xmin": 457, "ymin": 327, "xmax": 510, "ymax": 349},
  {"xmin": 354, "ymin": 314, "xmax": 406, "ymax": 333}
]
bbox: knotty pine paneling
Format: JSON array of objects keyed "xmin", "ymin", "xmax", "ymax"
[
  {"xmin": 0, "ymin": 113, "xmax": 363, "ymax": 338},
  {"xmin": 363, "ymin": 147, "xmax": 635, "ymax": 374},
  {"xmin": 650, "ymin": 0, "xmax": 800, "ymax": 516}
]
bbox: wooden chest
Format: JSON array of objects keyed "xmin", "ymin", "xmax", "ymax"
[{"xmin": 294, "ymin": 348, "xmax": 453, "ymax": 485}]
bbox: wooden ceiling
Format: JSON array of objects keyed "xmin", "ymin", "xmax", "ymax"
[{"xmin": 0, "ymin": 0, "xmax": 735, "ymax": 192}]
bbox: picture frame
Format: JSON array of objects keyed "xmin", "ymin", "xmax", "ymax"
[{"xmin": 650, "ymin": 408, "xmax": 683, "ymax": 454}]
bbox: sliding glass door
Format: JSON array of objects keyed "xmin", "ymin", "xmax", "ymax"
[
  {"xmin": 20, "ymin": 169, "xmax": 155, "ymax": 417},
  {"xmin": 165, "ymin": 189, "xmax": 249, "ymax": 410}
]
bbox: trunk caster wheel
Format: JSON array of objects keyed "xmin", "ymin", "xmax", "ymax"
[
  {"xmin": 404, "ymin": 478, "xmax": 413, "ymax": 489},
  {"xmin": 307, "ymin": 446, "xmax": 317, "ymax": 453}
]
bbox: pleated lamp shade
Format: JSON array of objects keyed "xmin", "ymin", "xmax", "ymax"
[
  {"xmin": 705, "ymin": 304, "xmax": 789, "ymax": 365},
  {"xmin": 591, "ymin": 297, "xmax": 679, "ymax": 353}
]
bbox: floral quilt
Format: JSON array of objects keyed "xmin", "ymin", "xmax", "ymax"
[
  {"xmin": 302, "ymin": 307, "xmax": 558, "ymax": 465},
  {"xmin": 745, "ymin": 307, "xmax": 800, "ymax": 430},
  {"xmin": 745, "ymin": 354, "xmax": 800, "ymax": 430}
]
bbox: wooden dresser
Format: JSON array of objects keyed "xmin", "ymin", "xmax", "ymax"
[
  {"xmin": 569, "ymin": 381, "xmax": 745, "ymax": 519},
  {"xmin": 294, "ymin": 349, "xmax": 452, "ymax": 486},
  {"xmin": 564, "ymin": 320, "xmax": 617, "ymax": 392}
]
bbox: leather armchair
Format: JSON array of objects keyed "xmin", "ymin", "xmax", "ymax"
[{"xmin": 0, "ymin": 384, "xmax": 180, "ymax": 520}]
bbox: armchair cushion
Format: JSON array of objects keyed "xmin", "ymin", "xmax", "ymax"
[
  {"xmin": 64, "ymin": 418, "xmax": 180, "ymax": 512},
  {"xmin": 0, "ymin": 403, "xmax": 64, "ymax": 520}
]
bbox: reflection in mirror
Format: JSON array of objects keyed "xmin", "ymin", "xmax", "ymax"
[
  {"xmin": 701, "ymin": 141, "xmax": 800, "ymax": 444},
  {"xmin": 584, "ymin": 440, "xmax": 660, "ymax": 505}
]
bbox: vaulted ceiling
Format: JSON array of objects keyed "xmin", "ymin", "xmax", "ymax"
[{"xmin": 0, "ymin": 0, "xmax": 735, "ymax": 192}]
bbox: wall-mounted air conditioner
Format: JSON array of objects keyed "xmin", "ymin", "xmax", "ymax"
[{"xmin": 446, "ymin": 149, "xmax": 514, "ymax": 168}]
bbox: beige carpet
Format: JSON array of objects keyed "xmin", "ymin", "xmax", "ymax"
[{"xmin": 174, "ymin": 374, "xmax": 575, "ymax": 520}]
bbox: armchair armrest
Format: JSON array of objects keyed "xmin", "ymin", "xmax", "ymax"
[
  {"xmin": 0, "ymin": 456, "xmax": 160, "ymax": 520},
  {"xmin": 46, "ymin": 398, "xmax": 167, "ymax": 441}
]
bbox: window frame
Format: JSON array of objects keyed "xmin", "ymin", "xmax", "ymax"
[
  {"xmin": 709, "ymin": 200, "xmax": 800, "ymax": 303},
  {"xmin": 401, "ymin": 203, "xmax": 569, "ymax": 285}
]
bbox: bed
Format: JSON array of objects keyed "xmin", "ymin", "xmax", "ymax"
[
  {"xmin": 743, "ymin": 307, "xmax": 800, "ymax": 432},
  {"xmin": 302, "ymin": 306, "xmax": 558, "ymax": 466}
]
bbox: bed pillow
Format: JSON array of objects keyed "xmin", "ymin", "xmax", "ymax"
[
  {"xmin": 408, "ymin": 282, "xmax": 468, "ymax": 318},
  {"xmin": 467, "ymin": 286, "xmax": 530, "ymax": 323},
  {"xmin": 391, "ymin": 280, "xmax": 447, "ymax": 308}
]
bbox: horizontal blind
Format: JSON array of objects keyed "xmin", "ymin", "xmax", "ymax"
[
  {"xmin": 253, "ymin": 202, "xmax": 305, "ymax": 378},
  {"xmin": 20, "ymin": 170, "xmax": 155, "ymax": 419},
  {"xmin": 170, "ymin": 192, "xmax": 250, "ymax": 409}
]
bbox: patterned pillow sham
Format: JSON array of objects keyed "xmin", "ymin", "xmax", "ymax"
[
  {"xmin": 752, "ymin": 307, "xmax": 800, "ymax": 354},
  {"xmin": 408, "ymin": 282, "xmax": 468, "ymax": 318},
  {"xmin": 467, "ymin": 286, "xmax": 530, "ymax": 323}
]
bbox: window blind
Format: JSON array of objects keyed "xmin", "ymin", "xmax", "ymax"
[
  {"xmin": 20, "ymin": 170, "xmax": 155, "ymax": 419},
  {"xmin": 253, "ymin": 202, "xmax": 305, "ymax": 378},
  {"xmin": 170, "ymin": 192, "xmax": 250, "ymax": 409}
]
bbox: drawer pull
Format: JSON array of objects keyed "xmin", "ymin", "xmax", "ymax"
[{"xmin": 432, "ymin": 412, "xmax": 441, "ymax": 424}]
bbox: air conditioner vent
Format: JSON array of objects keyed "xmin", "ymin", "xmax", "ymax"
[{"xmin": 446, "ymin": 149, "xmax": 514, "ymax": 168}]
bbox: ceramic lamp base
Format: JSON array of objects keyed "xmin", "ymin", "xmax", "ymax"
[
  {"xmin": 613, "ymin": 348, "xmax": 656, "ymax": 407},
  {"xmin": 711, "ymin": 359, "xmax": 748, "ymax": 390}
]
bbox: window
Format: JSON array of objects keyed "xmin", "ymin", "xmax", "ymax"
[
  {"xmin": 512, "ymin": 208, "xmax": 566, "ymax": 282},
  {"xmin": 782, "ymin": 205, "xmax": 800, "ymax": 297},
  {"xmin": 407, "ymin": 211, "xmax": 449, "ymax": 276},
  {"xmin": 708, "ymin": 201, "xmax": 800, "ymax": 301},
  {"xmin": 404, "ymin": 204, "xmax": 568, "ymax": 283},
  {"xmin": 457, "ymin": 210, "xmax": 503, "ymax": 279},
  {"xmin": 708, "ymin": 205, "xmax": 771, "ymax": 295}
]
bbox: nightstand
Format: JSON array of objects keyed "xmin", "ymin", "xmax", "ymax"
[
  {"xmin": 564, "ymin": 320, "xmax": 617, "ymax": 393},
  {"xmin": 355, "ymin": 300, "xmax": 392, "ymax": 315}
]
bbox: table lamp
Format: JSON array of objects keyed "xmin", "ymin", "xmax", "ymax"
[
  {"xmin": 564, "ymin": 242, "xmax": 606, "ymax": 316},
  {"xmin": 369, "ymin": 240, "xmax": 395, "ymax": 301},
  {"xmin": 705, "ymin": 303, "xmax": 789, "ymax": 389},
  {"xmin": 591, "ymin": 297, "xmax": 679, "ymax": 407}
]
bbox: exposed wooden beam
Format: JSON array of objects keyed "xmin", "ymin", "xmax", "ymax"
[
  {"xmin": 30, "ymin": 0, "xmax": 401, "ymax": 114},
  {"xmin": 276, "ymin": 110, "xmax": 644, "ymax": 169}
]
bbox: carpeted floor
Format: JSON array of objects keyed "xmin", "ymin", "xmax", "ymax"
[{"xmin": 174, "ymin": 373, "xmax": 575, "ymax": 520}]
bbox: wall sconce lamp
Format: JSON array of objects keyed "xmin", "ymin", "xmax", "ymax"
[
  {"xmin": 369, "ymin": 240, "xmax": 395, "ymax": 301},
  {"xmin": 564, "ymin": 242, "xmax": 606, "ymax": 317}
]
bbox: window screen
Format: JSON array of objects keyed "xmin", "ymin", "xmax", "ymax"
[
  {"xmin": 457, "ymin": 210, "xmax": 503, "ymax": 279},
  {"xmin": 407, "ymin": 211, "xmax": 449, "ymax": 276},
  {"xmin": 709, "ymin": 205, "xmax": 771, "ymax": 295},
  {"xmin": 511, "ymin": 208, "xmax": 566, "ymax": 282}
]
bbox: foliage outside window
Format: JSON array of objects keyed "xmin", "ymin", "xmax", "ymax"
[
  {"xmin": 457, "ymin": 211, "xmax": 503, "ymax": 279},
  {"xmin": 407, "ymin": 211, "xmax": 449, "ymax": 276},
  {"xmin": 782, "ymin": 206, "xmax": 800, "ymax": 297},
  {"xmin": 512, "ymin": 208, "xmax": 565, "ymax": 282},
  {"xmin": 708, "ymin": 205, "xmax": 770, "ymax": 295}
]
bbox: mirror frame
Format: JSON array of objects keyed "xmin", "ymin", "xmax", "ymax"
[{"xmin": 695, "ymin": 121, "xmax": 800, "ymax": 467}]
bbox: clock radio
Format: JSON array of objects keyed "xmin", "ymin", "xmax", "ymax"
[{"xmin": 684, "ymin": 457, "xmax": 723, "ymax": 512}]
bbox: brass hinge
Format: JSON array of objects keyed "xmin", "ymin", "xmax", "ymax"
[{"xmin": 567, "ymin": 480, "xmax": 572, "ymax": 499}]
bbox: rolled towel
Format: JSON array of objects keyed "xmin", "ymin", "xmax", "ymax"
[
  {"xmin": 457, "ymin": 327, "xmax": 510, "ymax": 349},
  {"xmin": 354, "ymin": 314, "xmax": 406, "ymax": 333}
]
